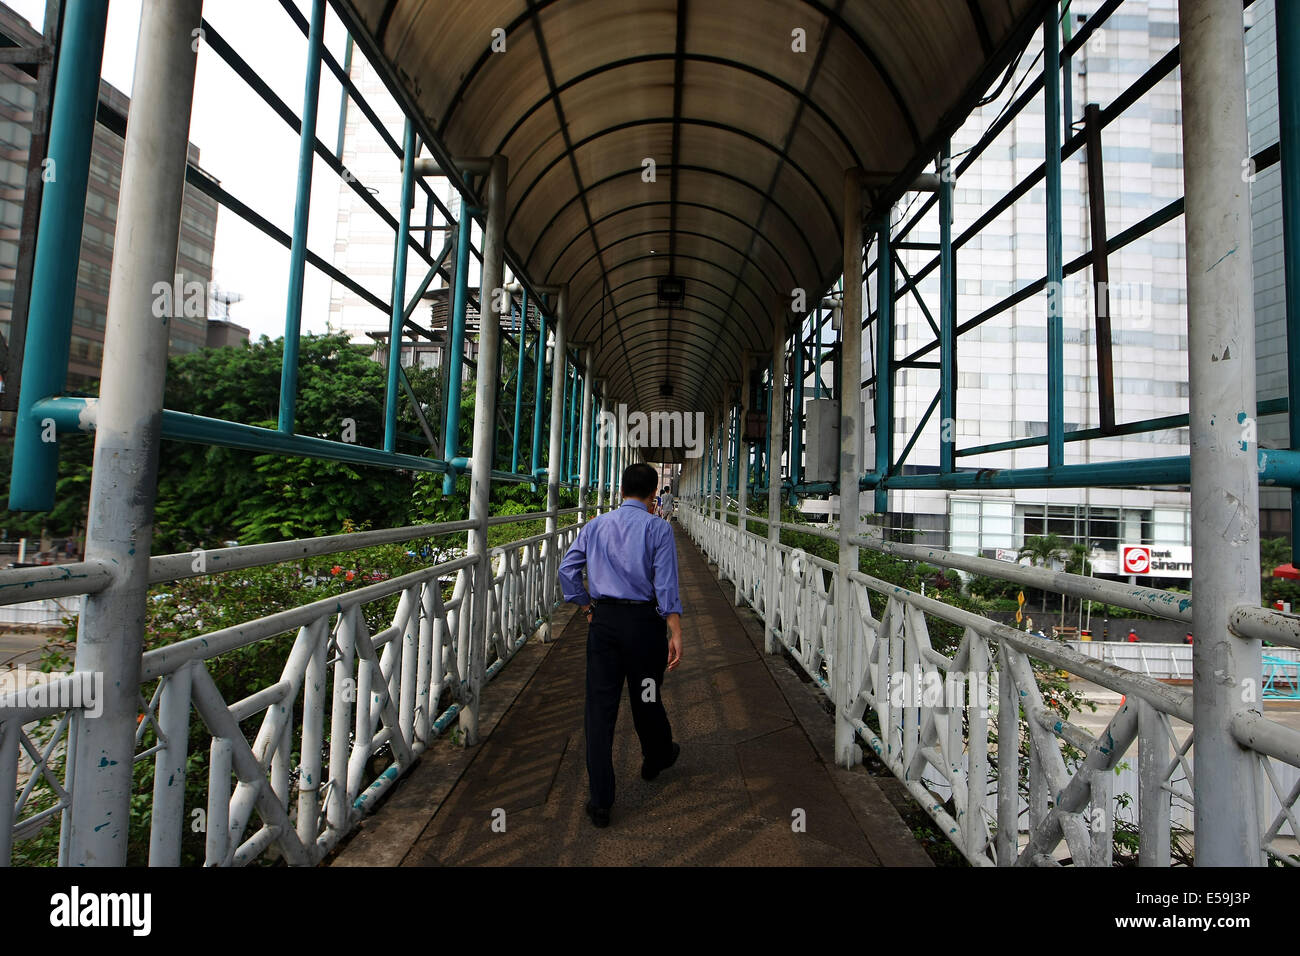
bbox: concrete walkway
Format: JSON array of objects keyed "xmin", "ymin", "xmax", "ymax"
[{"xmin": 333, "ymin": 526, "xmax": 930, "ymax": 867}]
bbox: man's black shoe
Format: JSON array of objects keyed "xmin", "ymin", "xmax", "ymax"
[
  {"xmin": 585, "ymin": 799, "xmax": 611, "ymax": 828},
  {"xmin": 641, "ymin": 742, "xmax": 681, "ymax": 781}
]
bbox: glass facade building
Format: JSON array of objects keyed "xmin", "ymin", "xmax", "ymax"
[
  {"xmin": 0, "ymin": 3, "xmax": 217, "ymax": 396},
  {"xmin": 860, "ymin": 0, "xmax": 1286, "ymax": 577}
]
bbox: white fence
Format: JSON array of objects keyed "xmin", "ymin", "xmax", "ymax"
[
  {"xmin": 1068, "ymin": 640, "xmax": 1300, "ymax": 684},
  {"xmin": 1, "ymin": 508, "xmax": 589, "ymax": 866},
  {"xmin": 683, "ymin": 503, "xmax": 1300, "ymax": 866},
  {"xmin": 0, "ymin": 597, "xmax": 80, "ymax": 630}
]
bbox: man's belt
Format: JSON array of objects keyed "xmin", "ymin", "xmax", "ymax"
[{"xmin": 594, "ymin": 598, "xmax": 656, "ymax": 607}]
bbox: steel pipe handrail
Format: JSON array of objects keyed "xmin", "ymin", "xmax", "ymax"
[
  {"xmin": 1229, "ymin": 604, "xmax": 1300, "ymax": 651},
  {"xmin": 0, "ymin": 508, "xmax": 573, "ymax": 606},
  {"xmin": 844, "ymin": 566, "xmax": 1194, "ymax": 723},
  {"xmin": 718, "ymin": 510, "xmax": 1300, "ymax": 647},
  {"xmin": 849, "ymin": 533, "xmax": 1194, "ymax": 624},
  {"xmin": 0, "ymin": 559, "xmax": 114, "ymax": 604},
  {"xmin": 680, "ymin": 503, "xmax": 1300, "ymax": 867},
  {"xmin": 2, "ymin": 520, "xmax": 581, "ymax": 866},
  {"xmin": 140, "ymin": 554, "xmax": 478, "ymax": 681},
  {"xmin": 146, "ymin": 520, "xmax": 479, "ymax": 586}
]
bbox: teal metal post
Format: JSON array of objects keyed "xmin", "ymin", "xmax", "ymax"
[
  {"xmin": 574, "ymin": 364, "xmax": 583, "ymax": 480},
  {"xmin": 1062, "ymin": 1, "xmax": 1073, "ymax": 133},
  {"xmin": 530, "ymin": 300, "xmax": 547, "ymax": 480},
  {"xmin": 792, "ymin": 329, "xmax": 804, "ymax": 488},
  {"xmin": 1044, "ymin": 11, "xmax": 1065, "ymax": 468},
  {"xmin": 732, "ymin": 404, "xmax": 741, "ymax": 495},
  {"xmin": 874, "ymin": 222, "xmax": 893, "ymax": 514},
  {"xmin": 442, "ymin": 205, "xmax": 472, "ymax": 494},
  {"xmin": 383, "ymin": 120, "xmax": 416, "ymax": 453},
  {"xmin": 511, "ymin": 291, "xmax": 527, "ymax": 472},
  {"xmin": 278, "ymin": 0, "xmax": 326, "ymax": 435},
  {"xmin": 939, "ymin": 139, "xmax": 956, "ymax": 474},
  {"xmin": 334, "ymin": 35, "xmax": 353, "ymax": 157},
  {"xmin": 813, "ymin": 309, "xmax": 823, "ymax": 399},
  {"xmin": 1278, "ymin": 0, "xmax": 1300, "ymax": 562},
  {"xmin": 8, "ymin": 0, "xmax": 108, "ymax": 511},
  {"xmin": 590, "ymin": 392, "xmax": 601, "ymax": 483},
  {"xmin": 560, "ymin": 362, "xmax": 570, "ymax": 480}
]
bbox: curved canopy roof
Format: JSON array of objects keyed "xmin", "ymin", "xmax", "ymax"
[{"xmin": 341, "ymin": 0, "xmax": 1046, "ymax": 424}]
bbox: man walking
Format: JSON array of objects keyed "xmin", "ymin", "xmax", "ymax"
[
  {"xmin": 660, "ymin": 485, "xmax": 675, "ymax": 521},
  {"xmin": 559, "ymin": 462, "xmax": 683, "ymax": 828}
]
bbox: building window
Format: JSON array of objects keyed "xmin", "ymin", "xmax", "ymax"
[{"xmin": 949, "ymin": 497, "xmax": 1015, "ymax": 555}]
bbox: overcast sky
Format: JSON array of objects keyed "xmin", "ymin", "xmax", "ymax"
[{"xmin": 10, "ymin": 0, "xmax": 359, "ymax": 342}]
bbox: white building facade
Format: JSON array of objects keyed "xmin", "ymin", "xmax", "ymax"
[{"xmin": 844, "ymin": 0, "xmax": 1284, "ymax": 582}]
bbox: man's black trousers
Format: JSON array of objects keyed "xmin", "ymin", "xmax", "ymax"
[{"xmin": 584, "ymin": 603, "xmax": 674, "ymax": 809}]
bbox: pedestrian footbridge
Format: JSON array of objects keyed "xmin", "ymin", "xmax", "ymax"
[
  {"xmin": 2, "ymin": 0, "xmax": 1300, "ymax": 868},
  {"xmin": 332, "ymin": 526, "xmax": 929, "ymax": 866}
]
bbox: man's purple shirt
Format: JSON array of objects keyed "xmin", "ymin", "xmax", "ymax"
[{"xmin": 559, "ymin": 499, "xmax": 683, "ymax": 617}]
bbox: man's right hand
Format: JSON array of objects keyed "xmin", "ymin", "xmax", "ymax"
[{"xmin": 666, "ymin": 612, "xmax": 682, "ymax": 671}]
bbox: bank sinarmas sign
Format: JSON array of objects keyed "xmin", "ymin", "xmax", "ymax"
[{"xmin": 1119, "ymin": 544, "xmax": 1192, "ymax": 578}]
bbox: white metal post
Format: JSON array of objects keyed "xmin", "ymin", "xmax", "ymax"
[
  {"xmin": 1178, "ymin": 0, "xmax": 1263, "ymax": 866},
  {"xmin": 596, "ymin": 384, "xmax": 608, "ymax": 511},
  {"xmin": 460, "ymin": 154, "xmax": 507, "ymax": 748},
  {"xmin": 736, "ymin": 361, "xmax": 751, "ymax": 604},
  {"xmin": 765, "ymin": 321, "xmax": 785, "ymax": 654},
  {"xmin": 717, "ymin": 401, "xmax": 730, "ymax": 579},
  {"xmin": 835, "ymin": 168, "xmax": 865, "ymax": 767},
  {"xmin": 615, "ymin": 411, "xmax": 624, "ymax": 495},
  {"xmin": 545, "ymin": 286, "xmax": 567, "ymax": 607},
  {"xmin": 718, "ymin": 402, "xmax": 729, "ymax": 522},
  {"xmin": 578, "ymin": 347, "xmax": 594, "ymax": 521},
  {"xmin": 65, "ymin": 0, "xmax": 204, "ymax": 866}
]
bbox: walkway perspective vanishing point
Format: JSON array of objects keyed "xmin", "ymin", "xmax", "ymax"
[{"xmin": 334, "ymin": 528, "xmax": 930, "ymax": 866}]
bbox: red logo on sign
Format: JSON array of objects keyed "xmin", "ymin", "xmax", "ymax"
[{"xmin": 1122, "ymin": 546, "xmax": 1151, "ymax": 574}]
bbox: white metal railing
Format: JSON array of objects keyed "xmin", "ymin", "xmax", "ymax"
[
  {"xmin": 0, "ymin": 507, "xmax": 591, "ymax": 866},
  {"xmin": 682, "ymin": 502, "xmax": 1300, "ymax": 867}
]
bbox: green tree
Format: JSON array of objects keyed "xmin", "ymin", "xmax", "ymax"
[
  {"xmin": 1018, "ymin": 534, "xmax": 1067, "ymax": 612},
  {"xmin": 155, "ymin": 334, "xmax": 440, "ymax": 549}
]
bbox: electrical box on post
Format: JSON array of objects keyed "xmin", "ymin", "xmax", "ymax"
[{"xmin": 804, "ymin": 397, "xmax": 870, "ymax": 484}]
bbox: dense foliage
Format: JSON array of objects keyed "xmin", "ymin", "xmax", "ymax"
[{"xmin": 1, "ymin": 332, "xmax": 552, "ymax": 550}]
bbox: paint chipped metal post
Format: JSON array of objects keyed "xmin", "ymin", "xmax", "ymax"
[
  {"xmin": 718, "ymin": 401, "xmax": 730, "ymax": 527},
  {"xmin": 835, "ymin": 168, "xmax": 864, "ymax": 767},
  {"xmin": 596, "ymin": 383, "xmax": 609, "ymax": 511},
  {"xmin": 578, "ymin": 347, "xmax": 594, "ymax": 520},
  {"xmin": 460, "ymin": 154, "xmax": 507, "ymax": 749},
  {"xmin": 65, "ymin": 0, "xmax": 204, "ymax": 866},
  {"xmin": 736, "ymin": 360, "xmax": 752, "ymax": 605},
  {"xmin": 1178, "ymin": 0, "xmax": 1263, "ymax": 866},
  {"xmin": 545, "ymin": 285, "xmax": 568, "ymax": 606},
  {"xmin": 765, "ymin": 319, "xmax": 785, "ymax": 654}
]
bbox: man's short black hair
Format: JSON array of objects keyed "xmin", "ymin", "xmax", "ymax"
[{"xmin": 621, "ymin": 462, "xmax": 658, "ymax": 499}]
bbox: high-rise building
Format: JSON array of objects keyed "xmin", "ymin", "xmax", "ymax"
[
  {"xmin": 0, "ymin": 2, "xmax": 218, "ymax": 397},
  {"xmin": 328, "ymin": 40, "xmax": 460, "ymax": 346},
  {"xmin": 1244, "ymin": 0, "xmax": 1291, "ymax": 540},
  {"xmin": 852, "ymin": 0, "xmax": 1287, "ymax": 584}
]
